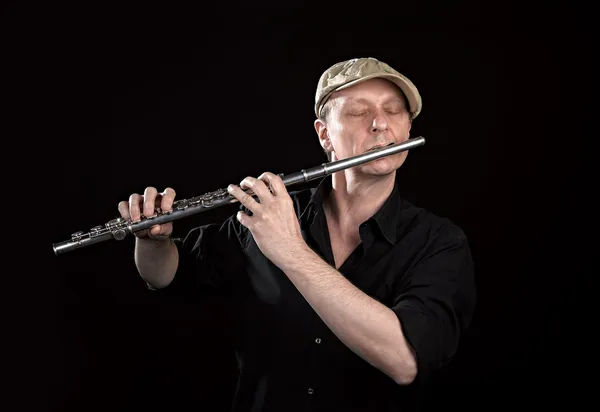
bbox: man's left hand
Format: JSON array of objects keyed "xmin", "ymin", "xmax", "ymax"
[{"xmin": 227, "ymin": 172, "xmax": 306, "ymax": 267}]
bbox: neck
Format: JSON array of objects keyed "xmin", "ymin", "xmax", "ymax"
[{"xmin": 324, "ymin": 170, "xmax": 396, "ymax": 230}]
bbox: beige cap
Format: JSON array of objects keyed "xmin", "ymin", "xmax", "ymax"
[{"xmin": 314, "ymin": 57, "xmax": 422, "ymax": 120}]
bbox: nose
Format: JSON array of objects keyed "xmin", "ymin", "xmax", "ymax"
[{"xmin": 371, "ymin": 113, "xmax": 389, "ymax": 132}]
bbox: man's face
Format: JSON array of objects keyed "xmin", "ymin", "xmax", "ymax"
[{"xmin": 317, "ymin": 78, "xmax": 413, "ymax": 176}]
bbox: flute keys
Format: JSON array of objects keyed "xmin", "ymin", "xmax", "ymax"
[
  {"xmin": 71, "ymin": 231, "xmax": 84, "ymax": 240},
  {"xmin": 112, "ymin": 229, "xmax": 127, "ymax": 240},
  {"xmin": 188, "ymin": 196, "xmax": 202, "ymax": 207},
  {"xmin": 90, "ymin": 226, "xmax": 103, "ymax": 234},
  {"xmin": 174, "ymin": 200, "xmax": 189, "ymax": 211},
  {"xmin": 107, "ymin": 217, "xmax": 125, "ymax": 227},
  {"xmin": 215, "ymin": 188, "xmax": 228, "ymax": 200}
]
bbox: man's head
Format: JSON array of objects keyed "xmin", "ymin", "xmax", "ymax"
[
  {"xmin": 315, "ymin": 57, "xmax": 422, "ymax": 122},
  {"xmin": 313, "ymin": 57, "xmax": 421, "ymax": 175}
]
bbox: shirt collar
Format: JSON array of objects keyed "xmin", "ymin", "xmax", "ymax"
[{"xmin": 301, "ymin": 176, "xmax": 402, "ymax": 245}]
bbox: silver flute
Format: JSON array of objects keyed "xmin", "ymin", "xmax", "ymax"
[{"xmin": 52, "ymin": 136, "xmax": 425, "ymax": 255}]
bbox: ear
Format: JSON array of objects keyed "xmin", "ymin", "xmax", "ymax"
[{"xmin": 314, "ymin": 119, "xmax": 333, "ymax": 153}]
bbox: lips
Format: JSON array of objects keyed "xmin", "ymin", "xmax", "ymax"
[{"xmin": 367, "ymin": 142, "xmax": 395, "ymax": 152}]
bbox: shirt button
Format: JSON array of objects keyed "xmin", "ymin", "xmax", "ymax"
[
  {"xmin": 308, "ymin": 388, "xmax": 314, "ymax": 395},
  {"xmin": 315, "ymin": 338, "xmax": 322, "ymax": 344}
]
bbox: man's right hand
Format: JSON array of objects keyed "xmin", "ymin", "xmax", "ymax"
[{"xmin": 118, "ymin": 186, "xmax": 177, "ymax": 240}]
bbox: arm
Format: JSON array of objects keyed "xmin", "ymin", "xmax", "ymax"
[
  {"xmin": 228, "ymin": 173, "xmax": 475, "ymax": 385},
  {"xmin": 118, "ymin": 186, "xmax": 244, "ymax": 294},
  {"xmin": 390, "ymin": 229, "xmax": 476, "ymax": 384},
  {"xmin": 227, "ymin": 173, "xmax": 418, "ymax": 384},
  {"xmin": 118, "ymin": 187, "xmax": 180, "ymax": 290},
  {"xmin": 278, "ymin": 243, "xmax": 418, "ymax": 385},
  {"xmin": 134, "ymin": 237, "xmax": 179, "ymax": 289}
]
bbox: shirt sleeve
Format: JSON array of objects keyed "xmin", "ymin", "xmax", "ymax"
[
  {"xmin": 147, "ymin": 213, "xmax": 249, "ymax": 299},
  {"xmin": 390, "ymin": 220, "xmax": 476, "ymax": 384}
]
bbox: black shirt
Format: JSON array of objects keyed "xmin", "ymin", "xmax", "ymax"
[{"xmin": 151, "ymin": 176, "xmax": 476, "ymax": 412}]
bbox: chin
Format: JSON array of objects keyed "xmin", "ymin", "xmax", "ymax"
[{"xmin": 360, "ymin": 153, "xmax": 406, "ymax": 175}]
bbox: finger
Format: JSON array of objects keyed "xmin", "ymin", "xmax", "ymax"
[
  {"xmin": 240, "ymin": 176, "xmax": 272, "ymax": 203},
  {"xmin": 236, "ymin": 210, "xmax": 253, "ymax": 229},
  {"xmin": 149, "ymin": 223, "xmax": 164, "ymax": 236},
  {"xmin": 129, "ymin": 193, "xmax": 143, "ymax": 222},
  {"xmin": 257, "ymin": 172, "xmax": 287, "ymax": 197},
  {"xmin": 143, "ymin": 186, "xmax": 158, "ymax": 217},
  {"xmin": 150, "ymin": 221, "xmax": 173, "ymax": 238},
  {"xmin": 227, "ymin": 184, "xmax": 260, "ymax": 212},
  {"xmin": 118, "ymin": 200, "xmax": 131, "ymax": 220},
  {"xmin": 160, "ymin": 187, "xmax": 176, "ymax": 212}
]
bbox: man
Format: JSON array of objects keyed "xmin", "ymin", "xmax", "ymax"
[{"xmin": 119, "ymin": 57, "xmax": 476, "ymax": 411}]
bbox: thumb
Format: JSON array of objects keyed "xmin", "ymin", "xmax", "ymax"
[{"xmin": 147, "ymin": 223, "xmax": 172, "ymax": 240}]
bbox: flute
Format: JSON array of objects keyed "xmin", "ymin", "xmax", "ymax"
[{"xmin": 52, "ymin": 136, "xmax": 425, "ymax": 255}]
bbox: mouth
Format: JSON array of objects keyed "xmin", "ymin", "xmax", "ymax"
[{"xmin": 367, "ymin": 142, "xmax": 395, "ymax": 152}]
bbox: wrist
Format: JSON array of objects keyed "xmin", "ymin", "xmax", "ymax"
[
  {"xmin": 136, "ymin": 235, "xmax": 173, "ymax": 249},
  {"xmin": 277, "ymin": 241, "xmax": 315, "ymax": 272}
]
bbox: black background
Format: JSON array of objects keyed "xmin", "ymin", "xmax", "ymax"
[{"xmin": 8, "ymin": 1, "xmax": 595, "ymax": 411}]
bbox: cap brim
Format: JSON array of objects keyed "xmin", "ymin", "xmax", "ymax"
[{"xmin": 319, "ymin": 73, "xmax": 422, "ymax": 119}]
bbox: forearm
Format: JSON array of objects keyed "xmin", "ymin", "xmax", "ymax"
[
  {"xmin": 134, "ymin": 238, "xmax": 179, "ymax": 289},
  {"xmin": 279, "ymin": 244, "xmax": 417, "ymax": 385}
]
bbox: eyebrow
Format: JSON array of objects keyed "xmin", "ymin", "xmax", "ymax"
[{"xmin": 345, "ymin": 97, "xmax": 405, "ymax": 105}]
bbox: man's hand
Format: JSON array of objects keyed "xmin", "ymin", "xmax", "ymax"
[{"xmin": 227, "ymin": 172, "xmax": 307, "ymax": 267}]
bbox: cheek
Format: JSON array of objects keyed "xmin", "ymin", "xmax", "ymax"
[
  {"xmin": 331, "ymin": 127, "xmax": 360, "ymax": 151},
  {"xmin": 326, "ymin": 121, "xmax": 349, "ymax": 147},
  {"xmin": 393, "ymin": 121, "xmax": 411, "ymax": 138},
  {"xmin": 329, "ymin": 118, "xmax": 350, "ymax": 134}
]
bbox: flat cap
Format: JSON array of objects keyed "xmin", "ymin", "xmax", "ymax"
[{"xmin": 315, "ymin": 57, "xmax": 422, "ymax": 120}]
